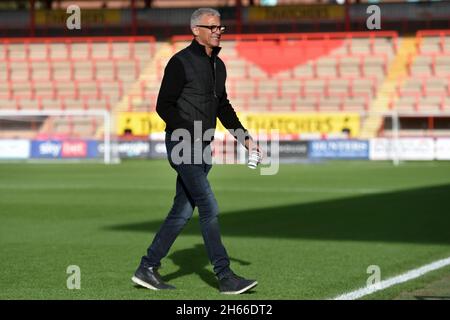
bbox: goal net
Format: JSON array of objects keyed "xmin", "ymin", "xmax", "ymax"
[{"xmin": 0, "ymin": 109, "xmax": 119, "ymax": 164}]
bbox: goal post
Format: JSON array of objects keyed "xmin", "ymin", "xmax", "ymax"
[
  {"xmin": 0, "ymin": 109, "xmax": 119, "ymax": 164},
  {"xmin": 360, "ymin": 110, "xmax": 450, "ymax": 165},
  {"xmin": 357, "ymin": 110, "xmax": 401, "ymax": 166}
]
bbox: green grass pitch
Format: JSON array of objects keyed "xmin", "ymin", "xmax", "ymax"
[{"xmin": 1, "ymin": 160, "xmax": 450, "ymax": 299}]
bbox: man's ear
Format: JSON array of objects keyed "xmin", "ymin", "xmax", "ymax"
[{"xmin": 191, "ymin": 27, "xmax": 199, "ymax": 37}]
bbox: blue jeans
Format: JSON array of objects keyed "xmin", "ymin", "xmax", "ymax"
[{"xmin": 141, "ymin": 133, "xmax": 231, "ymax": 279}]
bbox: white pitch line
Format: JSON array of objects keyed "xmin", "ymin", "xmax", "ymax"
[{"xmin": 333, "ymin": 256, "xmax": 450, "ymax": 300}]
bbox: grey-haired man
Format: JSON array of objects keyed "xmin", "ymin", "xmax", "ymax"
[{"xmin": 132, "ymin": 8, "xmax": 259, "ymax": 294}]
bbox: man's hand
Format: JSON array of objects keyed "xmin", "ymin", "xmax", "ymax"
[{"xmin": 245, "ymin": 138, "xmax": 264, "ymax": 161}]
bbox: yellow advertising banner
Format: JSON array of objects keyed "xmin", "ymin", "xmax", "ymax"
[
  {"xmin": 118, "ymin": 112, "xmax": 166, "ymax": 136},
  {"xmin": 118, "ymin": 112, "xmax": 360, "ymax": 137},
  {"xmin": 35, "ymin": 9, "xmax": 121, "ymax": 25},
  {"xmin": 242, "ymin": 113, "xmax": 359, "ymax": 136},
  {"xmin": 248, "ymin": 5, "xmax": 344, "ymax": 22}
]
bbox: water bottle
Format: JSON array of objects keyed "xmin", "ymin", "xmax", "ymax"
[{"xmin": 247, "ymin": 149, "xmax": 261, "ymax": 169}]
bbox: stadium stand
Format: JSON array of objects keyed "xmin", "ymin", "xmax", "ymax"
[
  {"xmin": 167, "ymin": 32, "xmax": 397, "ymax": 114},
  {"xmin": 377, "ymin": 30, "xmax": 450, "ymax": 137},
  {"xmin": 4, "ymin": 31, "xmax": 450, "ymax": 139},
  {"xmin": 0, "ymin": 36, "xmax": 156, "ymax": 138},
  {"xmin": 391, "ymin": 30, "xmax": 450, "ymax": 113}
]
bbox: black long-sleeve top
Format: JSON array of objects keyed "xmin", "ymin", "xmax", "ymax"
[{"xmin": 155, "ymin": 47, "xmax": 248, "ymax": 142}]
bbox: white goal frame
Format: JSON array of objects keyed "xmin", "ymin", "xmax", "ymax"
[
  {"xmin": 0, "ymin": 109, "xmax": 118, "ymax": 164},
  {"xmin": 361, "ymin": 110, "xmax": 450, "ymax": 166}
]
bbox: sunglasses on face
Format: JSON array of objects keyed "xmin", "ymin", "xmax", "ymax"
[{"xmin": 196, "ymin": 25, "xmax": 226, "ymax": 33}]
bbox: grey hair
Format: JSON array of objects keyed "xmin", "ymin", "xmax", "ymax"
[{"xmin": 190, "ymin": 8, "xmax": 220, "ymax": 29}]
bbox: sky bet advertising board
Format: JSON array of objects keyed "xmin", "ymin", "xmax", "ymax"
[
  {"xmin": 29, "ymin": 140, "xmax": 154, "ymax": 159},
  {"xmin": 30, "ymin": 140, "xmax": 99, "ymax": 159}
]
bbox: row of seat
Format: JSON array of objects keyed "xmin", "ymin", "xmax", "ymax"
[
  {"xmin": 396, "ymin": 76, "xmax": 450, "ymax": 95},
  {"xmin": 390, "ymin": 94, "xmax": 450, "ymax": 112},
  {"xmin": 0, "ymin": 79, "xmax": 131, "ymax": 102},
  {"xmin": 393, "ymin": 31, "xmax": 450, "ymax": 113},
  {"xmin": 0, "ymin": 37, "xmax": 156, "ymax": 60},
  {"xmin": 125, "ymin": 92, "xmax": 370, "ymax": 113},
  {"xmin": 0, "ymin": 94, "xmax": 111, "ymax": 110},
  {"xmin": 416, "ymin": 35, "xmax": 450, "ymax": 54},
  {"xmin": 0, "ymin": 58, "xmax": 145, "ymax": 81},
  {"xmin": 408, "ymin": 54, "xmax": 450, "ymax": 77}
]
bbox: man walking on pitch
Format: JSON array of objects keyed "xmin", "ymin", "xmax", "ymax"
[{"xmin": 132, "ymin": 8, "xmax": 261, "ymax": 294}]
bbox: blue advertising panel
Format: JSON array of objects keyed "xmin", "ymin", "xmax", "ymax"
[
  {"xmin": 309, "ymin": 140, "xmax": 369, "ymax": 159},
  {"xmin": 31, "ymin": 140, "xmax": 63, "ymax": 159},
  {"xmin": 87, "ymin": 141, "xmax": 99, "ymax": 158}
]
